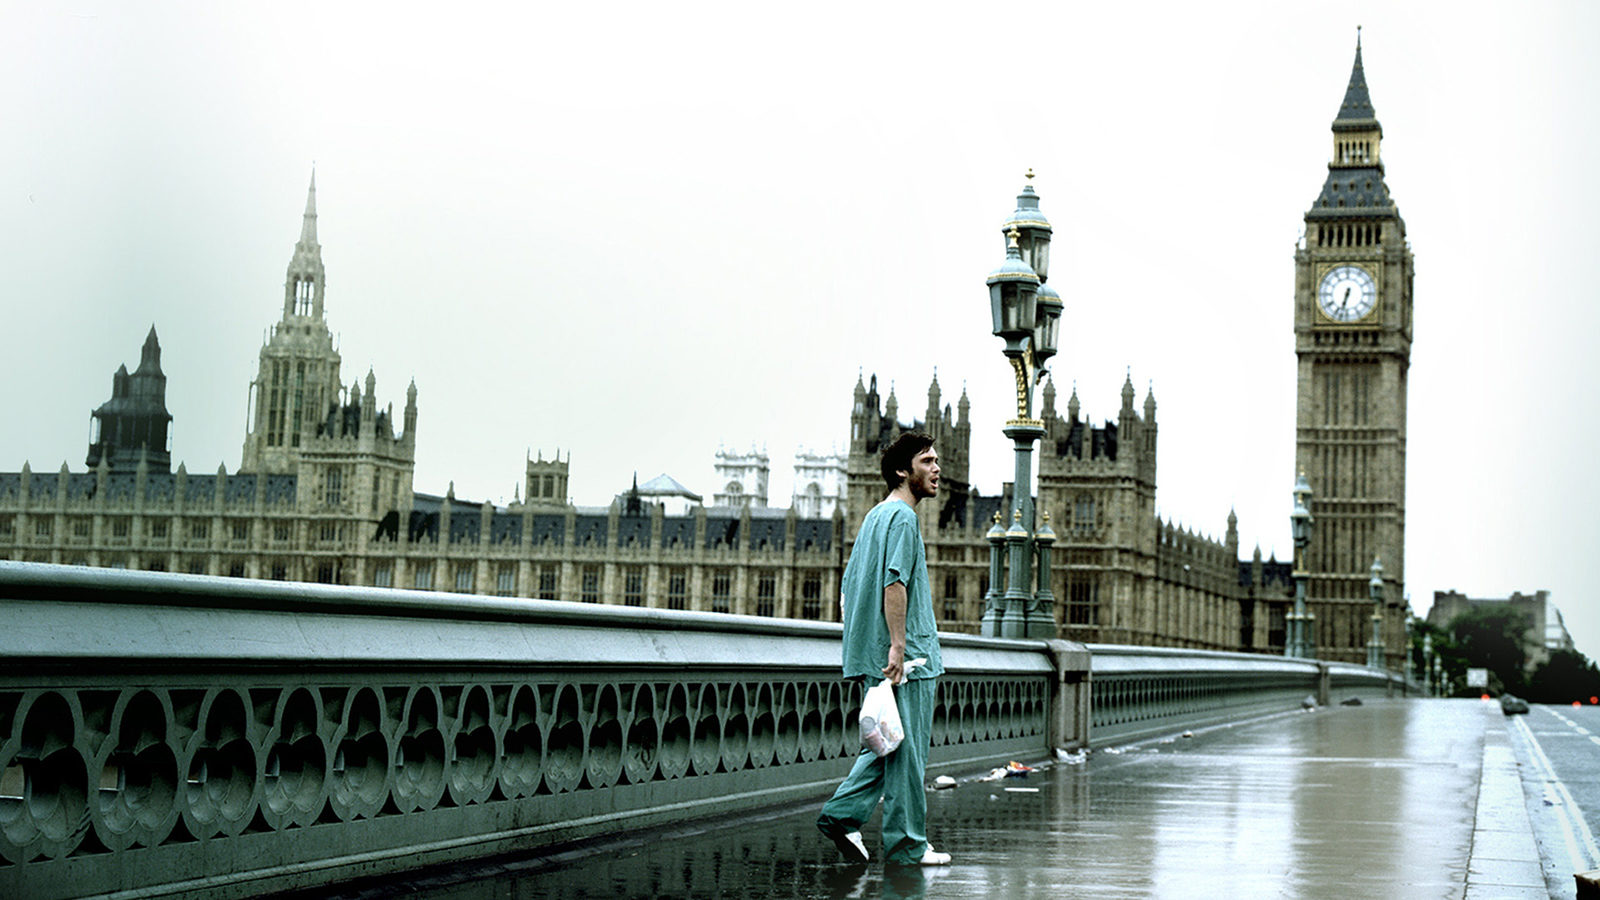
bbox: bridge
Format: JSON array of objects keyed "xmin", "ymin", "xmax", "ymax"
[{"xmin": 1, "ymin": 563, "xmax": 1590, "ymax": 898}]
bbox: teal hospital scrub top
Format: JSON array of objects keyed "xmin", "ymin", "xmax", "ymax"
[{"xmin": 840, "ymin": 499, "xmax": 943, "ymax": 681}]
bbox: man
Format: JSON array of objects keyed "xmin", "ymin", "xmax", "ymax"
[{"xmin": 817, "ymin": 431, "xmax": 950, "ymax": 867}]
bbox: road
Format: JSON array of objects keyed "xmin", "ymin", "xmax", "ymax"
[{"xmin": 1509, "ymin": 703, "xmax": 1600, "ymax": 897}]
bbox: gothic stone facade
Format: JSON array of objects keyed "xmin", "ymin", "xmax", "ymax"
[
  {"xmin": 2, "ymin": 46, "xmax": 1407, "ymax": 657},
  {"xmin": 0, "ymin": 176, "xmax": 844, "ymax": 626},
  {"xmin": 842, "ymin": 372, "xmax": 1294, "ymax": 651},
  {"xmin": 1294, "ymin": 40, "xmax": 1413, "ymax": 666}
]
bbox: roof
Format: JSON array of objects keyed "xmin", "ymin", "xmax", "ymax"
[
  {"xmin": 638, "ymin": 473, "xmax": 702, "ymax": 501},
  {"xmin": 1308, "ymin": 168, "xmax": 1396, "ymax": 219},
  {"xmin": 1333, "ymin": 40, "xmax": 1378, "ymax": 127}
]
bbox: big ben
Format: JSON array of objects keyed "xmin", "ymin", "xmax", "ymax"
[{"xmin": 1294, "ymin": 35, "xmax": 1413, "ymax": 666}]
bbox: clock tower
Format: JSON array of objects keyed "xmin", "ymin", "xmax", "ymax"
[{"xmin": 1293, "ymin": 35, "xmax": 1413, "ymax": 666}]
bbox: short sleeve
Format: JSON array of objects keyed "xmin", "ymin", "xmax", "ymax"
[{"xmin": 883, "ymin": 510, "xmax": 917, "ymax": 588}]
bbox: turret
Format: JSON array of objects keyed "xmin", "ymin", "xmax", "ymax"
[
  {"xmin": 363, "ymin": 368, "xmax": 377, "ymax": 421},
  {"xmin": 404, "ymin": 378, "xmax": 418, "ymax": 438},
  {"xmin": 87, "ymin": 327, "xmax": 173, "ymax": 472}
]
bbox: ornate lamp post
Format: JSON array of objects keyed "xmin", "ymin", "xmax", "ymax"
[
  {"xmin": 1421, "ymin": 632, "xmax": 1433, "ymax": 695},
  {"xmin": 1367, "ymin": 556, "xmax": 1385, "ymax": 668},
  {"xmin": 1286, "ymin": 472, "xmax": 1316, "ymax": 658},
  {"xmin": 1403, "ymin": 610, "xmax": 1414, "ymax": 694},
  {"xmin": 981, "ymin": 511, "xmax": 1006, "ymax": 634},
  {"xmin": 982, "ymin": 172, "xmax": 1062, "ymax": 639}
]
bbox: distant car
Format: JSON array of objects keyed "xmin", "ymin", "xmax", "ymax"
[{"xmin": 1500, "ymin": 695, "xmax": 1530, "ymax": 715}]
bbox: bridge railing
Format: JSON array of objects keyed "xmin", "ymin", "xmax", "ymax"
[
  {"xmin": 0, "ymin": 563, "xmax": 1400, "ymax": 898},
  {"xmin": 0, "ymin": 563, "xmax": 1057, "ymax": 898},
  {"xmin": 1086, "ymin": 644, "xmax": 1401, "ymax": 745}
]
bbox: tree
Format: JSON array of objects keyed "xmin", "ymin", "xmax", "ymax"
[
  {"xmin": 1527, "ymin": 649, "xmax": 1600, "ymax": 704},
  {"xmin": 1449, "ymin": 605, "xmax": 1531, "ymax": 696}
]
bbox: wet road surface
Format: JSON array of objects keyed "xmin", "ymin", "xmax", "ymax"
[
  {"xmin": 1507, "ymin": 703, "xmax": 1600, "ymax": 897},
  {"xmin": 306, "ymin": 699, "xmax": 1543, "ymax": 899}
]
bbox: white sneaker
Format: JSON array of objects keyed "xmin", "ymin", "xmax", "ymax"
[
  {"xmin": 919, "ymin": 846, "xmax": 952, "ymax": 866},
  {"xmin": 824, "ymin": 827, "xmax": 869, "ymax": 863}
]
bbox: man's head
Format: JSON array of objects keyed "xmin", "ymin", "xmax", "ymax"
[{"xmin": 881, "ymin": 431, "xmax": 939, "ymax": 500}]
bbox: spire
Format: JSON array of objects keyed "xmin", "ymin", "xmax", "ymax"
[
  {"xmin": 135, "ymin": 326, "xmax": 163, "ymax": 376},
  {"xmin": 283, "ymin": 167, "xmax": 327, "ymax": 320},
  {"xmin": 1144, "ymin": 381, "xmax": 1157, "ymax": 420},
  {"xmin": 1310, "ymin": 32, "xmax": 1396, "ymax": 219},
  {"xmin": 1121, "ymin": 369, "xmax": 1136, "ymax": 410},
  {"xmin": 301, "ymin": 168, "xmax": 319, "ymax": 246},
  {"xmin": 1335, "ymin": 29, "xmax": 1377, "ymax": 125},
  {"xmin": 1067, "ymin": 382, "xmax": 1079, "ymax": 422}
]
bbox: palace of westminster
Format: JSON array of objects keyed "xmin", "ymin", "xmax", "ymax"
[{"xmin": 0, "ymin": 44, "xmax": 1417, "ymax": 666}]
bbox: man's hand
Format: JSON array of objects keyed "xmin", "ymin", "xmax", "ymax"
[{"xmin": 882, "ymin": 643, "xmax": 905, "ymax": 685}]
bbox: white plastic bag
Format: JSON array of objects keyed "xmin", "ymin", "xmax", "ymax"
[
  {"xmin": 859, "ymin": 678, "xmax": 904, "ymax": 757},
  {"xmin": 858, "ymin": 658, "xmax": 925, "ymax": 757}
]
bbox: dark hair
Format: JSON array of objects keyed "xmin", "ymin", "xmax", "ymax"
[{"xmin": 881, "ymin": 431, "xmax": 935, "ymax": 489}]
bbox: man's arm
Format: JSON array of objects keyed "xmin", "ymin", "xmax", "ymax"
[{"xmin": 882, "ymin": 580, "xmax": 907, "ymax": 683}]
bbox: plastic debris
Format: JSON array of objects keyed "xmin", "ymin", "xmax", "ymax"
[
  {"xmin": 1054, "ymin": 749, "xmax": 1088, "ymax": 765},
  {"xmin": 979, "ymin": 767, "xmax": 1007, "ymax": 782},
  {"xmin": 1181, "ymin": 731, "xmax": 1194, "ymax": 739},
  {"xmin": 932, "ymin": 775, "xmax": 957, "ymax": 790},
  {"xmin": 1003, "ymin": 761, "xmax": 1038, "ymax": 778}
]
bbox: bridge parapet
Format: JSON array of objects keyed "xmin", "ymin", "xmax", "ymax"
[
  {"xmin": 1087, "ymin": 644, "xmax": 1402, "ymax": 745},
  {"xmin": 0, "ymin": 562, "xmax": 1058, "ymax": 898},
  {"xmin": 0, "ymin": 563, "xmax": 1399, "ymax": 897}
]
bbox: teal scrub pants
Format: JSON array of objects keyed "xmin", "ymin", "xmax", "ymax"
[{"xmin": 817, "ymin": 678, "xmax": 937, "ymax": 865}]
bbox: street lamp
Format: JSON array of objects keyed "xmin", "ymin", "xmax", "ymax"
[
  {"xmin": 1287, "ymin": 472, "xmax": 1316, "ymax": 658},
  {"xmin": 1367, "ymin": 556, "xmax": 1385, "ymax": 669},
  {"xmin": 1422, "ymin": 632, "xmax": 1433, "ymax": 695},
  {"xmin": 982, "ymin": 172, "xmax": 1059, "ymax": 639},
  {"xmin": 1403, "ymin": 608, "xmax": 1414, "ymax": 695}
]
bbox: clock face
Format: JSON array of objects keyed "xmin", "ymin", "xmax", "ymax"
[{"xmin": 1318, "ymin": 265, "xmax": 1378, "ymax": 322}]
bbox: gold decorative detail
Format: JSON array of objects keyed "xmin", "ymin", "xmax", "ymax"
[
  {"xmin": 1041, "ymin": 510, "xmax": 1051, "ymax": 523},
  {"xmin": 1004, "ymin": 418, "xmax": 1045, "ymax": 429},
  {"xmin": 1007, "ymin": 345, "xmax": 1037, "ymax": 418},
  {"xmin": 993, "ymin": 511, "xmax": 1002, "ymax": 524},
  {"xmin": 1013, "ymin": 509, "xmax": 1022, "ymax": 522},
  {"xmin": 1006, "ymin": 226, "xmax": 1021, "ymax": 248},
  {"xmin": 1025, "ymin": 168, "xmax": 1035, "ymax": 182}
]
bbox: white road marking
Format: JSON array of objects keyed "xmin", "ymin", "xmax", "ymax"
[{"xmin": 1516, "ymin": 713, "xmax": 1600, "ymax": 872}]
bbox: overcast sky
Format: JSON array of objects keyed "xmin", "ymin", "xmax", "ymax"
[{"xmin": 4, "ymin": 2, "xmax": 1598, "ymax": 659}]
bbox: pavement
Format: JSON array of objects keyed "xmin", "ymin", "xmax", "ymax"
[{"xmin": 306, "ymin": 698, "xmax": 1565, "ymax": 900}]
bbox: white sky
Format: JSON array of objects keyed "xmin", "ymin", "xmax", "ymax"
[{"xmin": 4, "ymin": 2, "xmax": 1598, "ymax": 659}]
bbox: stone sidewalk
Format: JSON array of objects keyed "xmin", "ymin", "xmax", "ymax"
[{"xmin": 307, "ymin": 699, "xmax": 1544, "ymax": 899}]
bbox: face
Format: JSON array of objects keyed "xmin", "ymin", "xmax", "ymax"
[{"xmin": 900, "ymin": 447, "xmax": 940, "ymax": 500}]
